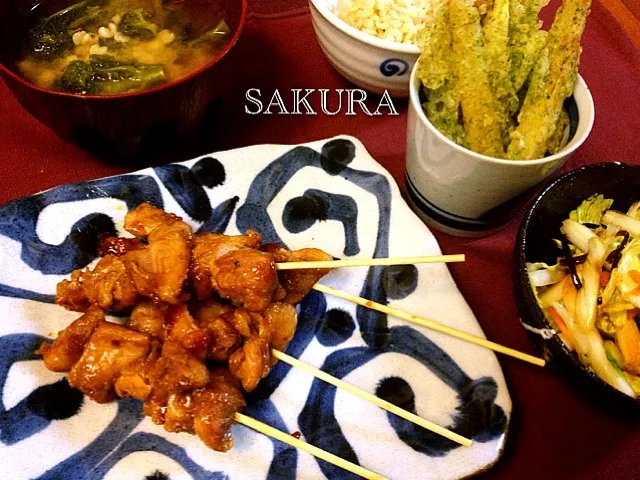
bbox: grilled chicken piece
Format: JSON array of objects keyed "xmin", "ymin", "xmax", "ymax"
[
  {"xmin": 46, "ymin": 203, "xmax": 317, "ymax": 452},
  {"xmin": 229, "ymin": 336, "xmax": 271, "ymax": 392},
  {"xmin": 192, "ymin": 301, "xmax": 240, "ymax": 362},
  {"xmin": 164, "ymin": 390, "xmax": 196, "ymax": 433},
  {"xmin": 264, "ymin": 302, "xmax": 298, "ymax": 353},
  {"xmin": 57, "ymin": 204, "xmax": 192, "ymax": 310},
  {"xmin": 114, "ymin": 340, "xmax": 162, "ymax": 401},
  {"xmin": 68, "ymin": 323, "xmax": 152, "ymax": 403},
  {"xmin": 123, "ymin": 202, "xmax": 183, "ymax": 237},
  {"xmin": 127, "ymin": 300, "xmax": 169, "ymax": 340},
  {"xmin": 123, "ymin": 203, "xmax": 193, "ymax": 305},
  {"xmin": 165, "ymin": 304, "xmax": 210, "ymax": 360},
  {"xmin": 97, "ymin": 235, "xmax": 144, "ymax": 257},
  {"xmin": 213, "ymin": 248, "xmax": 278, "ymax": 312},
  {"xmin": 191, "ymin": 298, "xmax": 233, "ymax": 325},
  {"xmin": 191, "ymin": 230, "xmax": 262, "ymax": 300},
  {"xmin": 265, "ymin": 246, "xmax": 332, "ymax": 304},
  {"xmin": 36, "ymin": 305, "xmax": 105, "ymax": 372},
  {"xmin": 56, "ymin": 255, "xmax": 140, "ymax": 312},
  {"xmin": 219, "ymin": 308, "xmax": 273, "ymax": 341},
  {"xmin": 191, "ymin": 230, "xmax": 278, "ymax": 311},
  {"xmin": 143, "ymin": 340, "xmax": 210, "ymax": 424},
  {"xmin": 193, "ymin": 368, "xmax": 246, "ymax": 452},
  {"xmin": 204, "ymin": 316, "xmax": 243, "ymax": 362},
  {"xmin": 162, "ymin": 369, "xmax": 246, "ymax": 452},
  {"xmin": 202, "ymin": 304, "xmax": 295, "ymax": 376},
  {"xmin": 220, "ymin": 308, "xmax": 254, "ymax": 339}
]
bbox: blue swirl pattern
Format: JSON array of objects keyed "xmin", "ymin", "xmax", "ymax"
[
  {"xmin": 379, "ymin": 58, "xmax": 410, "ymax": 77},
  {"xmin": 0, "ymin": 138, "xmax": 508, "ymax": 479}
]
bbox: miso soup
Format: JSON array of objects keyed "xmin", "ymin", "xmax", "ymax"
[{"xmin": 18, "ymin": 0, "xmax": 231, "ymax": 95}]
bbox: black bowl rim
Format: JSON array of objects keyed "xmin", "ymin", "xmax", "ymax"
[
  {"xmin": 0, "ymin": 0, "xmax": 248, "ymax": 100},
  {"xmin": 514, "ymin": 161, "xmax": 640, "ymax": 403}
]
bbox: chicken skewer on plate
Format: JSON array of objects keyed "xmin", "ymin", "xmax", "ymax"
[
  {"xmin": 50, "ymin": 203, "xmax": 320, "ymax": 450},
  {"xmin": 44, "ymin": 202, "xmax": 471, "ymax": 457}
]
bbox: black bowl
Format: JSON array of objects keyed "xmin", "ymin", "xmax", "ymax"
[{"xmin": 514, "ymin": 162, "xmax": 640, "ymax": 405}]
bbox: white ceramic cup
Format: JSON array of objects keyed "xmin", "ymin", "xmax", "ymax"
[
  {"xmin": 405, "ymin": 63, "xmax": 595, "ymax": 236},
  {"xmin": 309, "ymin": 0, "xmax": 420, "ymax": 97}
]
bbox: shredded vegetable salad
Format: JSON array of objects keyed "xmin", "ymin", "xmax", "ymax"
[{"xmin": 529, "ymin": 195, "xmax": 640, "ymax": 397}]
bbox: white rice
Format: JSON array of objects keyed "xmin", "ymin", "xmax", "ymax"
[{"xmin": 331, "ymin": 0, "xmax": 431, "ymax": 45}]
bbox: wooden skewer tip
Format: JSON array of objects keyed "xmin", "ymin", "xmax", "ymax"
[
  {"xmin": 234, "ymin": 413, "xmax": 387, "ymax": 480},
  {"xmin": 312, "ymin": 283, "xmax": 545, "ymax": 367},
  {"xmin": 272, "ymin": 349, "xmax": 472, "ymax": 447}
]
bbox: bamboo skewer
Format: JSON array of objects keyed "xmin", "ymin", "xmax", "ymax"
[
  {"xmin": 272, "ymin": 349, "xmax": 472, "ymax": 447},
  {"xmin": 275, "ymin": 254, "xmax": 465, "ymax": 270},
  {"xmin": 313, "ymin": 283, "xmax": 546, "ymax": 367},
  {"xmin": 234, "ymin": 413, "xmax": 387, "ymax": 480}
]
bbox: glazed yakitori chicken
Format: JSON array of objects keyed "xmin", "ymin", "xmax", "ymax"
[{"xmin": 40, "ymin": 203, "xmax": 331, "ymax": 451}]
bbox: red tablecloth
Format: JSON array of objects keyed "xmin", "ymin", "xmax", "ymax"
[{"xmin": 1, "ymin": 1, "xmax": 640, "ymax": 479}]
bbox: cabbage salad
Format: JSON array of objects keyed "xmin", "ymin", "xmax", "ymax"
[{"xmin": 528, "ymin": 195, "xmax": 640, "ymax": 397}]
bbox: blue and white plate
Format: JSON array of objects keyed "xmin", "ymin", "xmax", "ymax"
[{"xmin": 0, "ymin": 136, "xmax": 510, "ymax": 480}]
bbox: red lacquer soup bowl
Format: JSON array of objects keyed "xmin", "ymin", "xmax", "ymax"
[{"xmin": 0, "ymin": 0, "xmax": 247, "ymax": 156}]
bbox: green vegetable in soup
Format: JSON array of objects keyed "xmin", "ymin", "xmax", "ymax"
[
  {"xmin": 119, "ymin": 8, "xmax": 160, "ymax": 39},
  {"xmin": 188, "ymin": 19, "xmax": 230, "ymax": 46},
  {"xmin": 59, "ymin": 54, "xmax": 166, "ymax": 94},
  {"xmin": 28, "ymin": 30, "xmax": 73, "ymax": 61},
  {"xmin": 59, "ymin": 59, "xmax": 95, "ymax": 93},
  {"xmin": 28, "ymin": 0, "xmax": 107, "ymax": 60}
]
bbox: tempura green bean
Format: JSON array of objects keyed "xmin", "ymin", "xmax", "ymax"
[
  {"xmin": 417, "ymin": 0, "xmax": 466, "ymax": 146},
  {"xmin": 423, "ymin": 83, "xmax": 467, "ymax": 146},
  {"xmin": 483, "ymin": 0, "xmax": 517, "ymax": 144},
  {"xmin": 449, "ymin": 0, "xmax": 505, "ymax": 158},
  {"xmin": 416, "ymin": 0, "xmax": 450, "ymax": 90},
  {"xmin": 509, "ymin": 0, "xmax": 549, "ymax": 94},
  {"xmin": 507, "ymin": 0, "xmax": 592, "ymax": 160},
  {"xmin": 483, "ymin": 0, "xmax": 517, "ymax": 115},
  {"xmin": 546, "ymin": 108, "xmax": 569, "ymax": 154}
]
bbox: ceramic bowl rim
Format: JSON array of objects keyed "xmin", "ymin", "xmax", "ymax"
[
  {"xmin": 0, "ymin": 0, "xmax": 248, "ymax": 100},
  {"xmin": 309, "ymin": 0, "xmax": 421, "ymax": 55},
  {"xmin": 514, "ymin": 161, "xmax": 640, "ymax": 403},
  {"xmin": 408, "ymin": 62, "xmax": 596, "ymax": 166}
]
